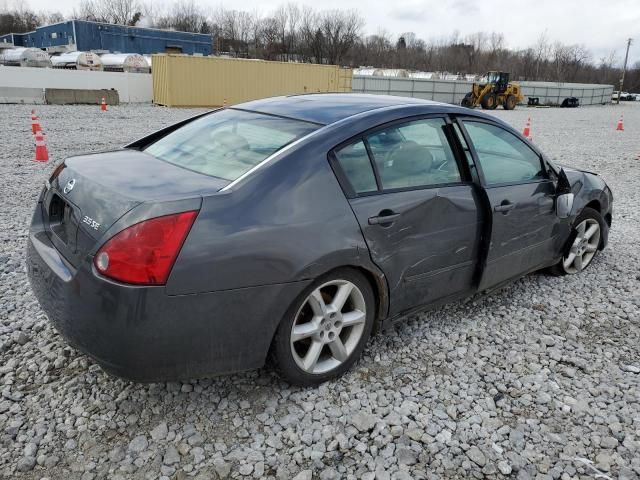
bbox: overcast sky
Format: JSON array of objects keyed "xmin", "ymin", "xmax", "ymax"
[{"xmin": 17, "ymin": 0, "xmax": 640, "ymax": 65}]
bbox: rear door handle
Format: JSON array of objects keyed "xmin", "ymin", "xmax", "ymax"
[
  {"xmin": 494, "ymin": 202, "xmax": 516, "ymax": 213},
  {"xmin": 368, "ymin": 212, "xmax": 401, "ymax": 225}
]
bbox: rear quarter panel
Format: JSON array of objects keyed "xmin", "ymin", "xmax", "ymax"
[{"xmin": 166, "ymin": 139, "xmax": 369, "ymax": 295}]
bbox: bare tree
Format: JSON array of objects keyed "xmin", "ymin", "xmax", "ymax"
[
  {"xmin": 356, "ymin": 31, "xmax": 393, "ymax": 67},
  {"xmin": 211, "ymin": 8, "xmax": 254, "ymax": 56},
  {"xmin": 39, "ymin": 10, "xmax": 64, "ymax": 24},
  {"xmin": 565, "ymin": 44, "xmax": 591, "ymax": 81},
  {"xmin": 236, "ymin": 10, "xmax": 254, "ymax": 50},
  {"xmin": 533, "ymin": 31, "xmax": 552, "ymax": 80},
  {"xmin": 552, "ymin": 42, "xmax": 571, "ymax": 82},
  {"xmin": 0, "ymin": 3, "xmax": 39, "ymax": 35},
  {"xmin": 298, "ymin": 5, "xmax": 321, "ymax": 62},
  {"xmin": 464, "ymin": 32, "xmax": 487, "ymax": 71},
  {"xmin": 76, "ymin": 0, "xmax": 141, "ymax": 25},
  {"xmin": 260, "ymin": 15, "xmax": 282, "ymax": 60},
  {"xmin": 319, "ymin": 9, "xmax": 363, "ymax": 65},
  {"xmin": 247, "ymin": 9, "xmax": 262, "ymax": 55},
  {"xmin": 598, "ymin": 50, "xmax": 618, "ymax": 85},
  {"xmin": 158, "ymin": 0, "xmax": 206, "ymax": 33},
  {"xmin": 272, "ymin": 5, "xmax": 288, "ymax": 59}
]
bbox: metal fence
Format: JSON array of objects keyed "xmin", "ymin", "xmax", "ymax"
[
  {"xmin": 518, "ymin": 81, "xmax": 613, "ymax": 106},
  {"xmin": 352, "ymin": 76, "xmax": 614, "ymax": 106}
]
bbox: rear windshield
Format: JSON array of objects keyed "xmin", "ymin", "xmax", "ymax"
[{"xmin": 144, "ymin": 109, "xmax": 318, "ymax": 181}]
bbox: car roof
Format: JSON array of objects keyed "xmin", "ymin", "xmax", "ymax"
[{"xmin": 234, "ymin": 93, "xmax": 457, "ymax": 126}]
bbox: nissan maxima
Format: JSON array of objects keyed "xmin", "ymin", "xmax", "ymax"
[{"xmin": 27, "ymin": 94, "xmax": 613, "ymax": 386}]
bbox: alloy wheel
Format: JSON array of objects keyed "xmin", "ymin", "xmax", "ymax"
[
  {"xmin": 563, "ymin": 218, "xmax": 601, "ymax": 274},
  {"xmin": 290, "ymin": 280, "xmax": 367, "ymax": 374}
]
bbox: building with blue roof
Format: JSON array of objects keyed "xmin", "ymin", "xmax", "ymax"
[{"xmin": 0, "ymin": 20, "xmax": 213, "ymax": 55}]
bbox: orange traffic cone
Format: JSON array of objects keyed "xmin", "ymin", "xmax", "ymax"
[
  {"xmin": 101, "ymin": 97, "xmax": 107, "ymax": 111},
  {"xmin": 31, "ymin": 110, "xmax": 41, "ymax": 134},
  {"xmin": 34, "ymin": 130, "xmax": 49, "ymax": 162},
  {"xmin": 223, "ymin": 98, "xmax": 227, "ymax": 108},
  {"xmin": 522, "ymin": 117, "xmax": 532, "ymax": 140},
  {"xmin": 616, "ymin": 115, "xmax": 624, "ymax": 131}
]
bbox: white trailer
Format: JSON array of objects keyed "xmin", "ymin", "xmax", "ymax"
[
  {"xmin": 51, "ymin": 51, "xmax": 103, "ymax": 71},
  {"xmin": 0, "ymin": 48, "xmax": 51, "ymax": 68},
  {"xmin": 100, "ymin": 53, "xmax": 150, "ymax": 73}
]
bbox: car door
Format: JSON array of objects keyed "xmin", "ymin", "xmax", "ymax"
[
  {"xmin": 455, "ymin": 118, "xmax": 559, "ymax": 290},
  {"xmin": 330, "ymin": 116, "xmax": 484, "ymax": 316}
]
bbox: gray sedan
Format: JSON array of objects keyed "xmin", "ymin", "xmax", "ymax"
[{"xmin": 27, "ymin": 94, "xmax": 613, "ymax": 385}]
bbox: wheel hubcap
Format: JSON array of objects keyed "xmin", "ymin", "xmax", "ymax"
[
  {"xmin": 563, "ymin": 218, "xmax": 600, "ymax": 274},
  {"xmin": 290, "ymin": 280, "xmax": 366, "ymax": 374}
]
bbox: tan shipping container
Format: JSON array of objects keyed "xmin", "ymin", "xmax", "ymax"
[{"xmin": 152, "ymin": 55, "xmax": 353, "ymax": 107}]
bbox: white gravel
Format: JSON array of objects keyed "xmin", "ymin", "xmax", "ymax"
[{"xmin": 1, "ymin": 101, "xmax": 639, "ymax": 480}]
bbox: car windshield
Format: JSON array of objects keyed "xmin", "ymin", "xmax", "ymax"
[{"xmin": 144, "ymin": 109, "xmax": 318, "ymax": 181}]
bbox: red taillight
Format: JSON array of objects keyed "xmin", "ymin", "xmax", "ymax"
[{"xmin": 94, "ymin": 211, "xmax": 198, "ymax": 285}]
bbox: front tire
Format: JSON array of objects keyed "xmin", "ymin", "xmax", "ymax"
[
  {"xmin": 551, "ymin": 207, "xmax": 605, "ymax": 276},
  {"xmin": 504, "ymin": 94, "xmax": 517, "ymax": 110},
  {"xmin": 481, "ymin": 93, "xmax": 497, "ymax": 110},
  {"xmin": 271, "ymin": 268, "xmax": 375, "ymax": 386}
]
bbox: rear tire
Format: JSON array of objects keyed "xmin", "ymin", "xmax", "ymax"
[
  {"xmin": 481, "ymin": 93, "xmax": 497, "ymax": 110},
  {"xmin": 504, "ymin": 94, "xmax": 517, "ymax": 110},
  {"xmin": 271, "ymin": 268, "xmax": 375, "ymax": 386},
  {"xmin": 550, "ymin": 207, "xmax": 605, "ymax": 276}
]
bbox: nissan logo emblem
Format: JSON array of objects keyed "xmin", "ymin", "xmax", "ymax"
[{"xmin": 63, "ymin": 178, "xmax": 76, "ymax": 194}]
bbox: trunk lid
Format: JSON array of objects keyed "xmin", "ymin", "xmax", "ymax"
[{"xmin": 44, "ymin": 149, "xmax": 228, "ymax": 267}]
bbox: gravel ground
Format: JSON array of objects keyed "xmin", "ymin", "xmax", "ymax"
[{"xmin": 1, "ymin": 101, "xmax": 639, "ymax": 480}]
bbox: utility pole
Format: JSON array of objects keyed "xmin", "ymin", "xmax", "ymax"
[{"xmin": 617, "ymin": 38, "xmax": 632, "ymax": 104}]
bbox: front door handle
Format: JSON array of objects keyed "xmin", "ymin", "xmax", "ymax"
[
  {"xmin": 368, "ymin": 212, "xmax": 401, "ymax": 225},
  {"xmin": 494, "ymin": 201, "xmax": 516, "ymax": 213}
]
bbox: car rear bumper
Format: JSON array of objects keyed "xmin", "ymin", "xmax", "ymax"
[{"xmin": 26, "ymin": 205, "xmax": 310, "ymax": 382}]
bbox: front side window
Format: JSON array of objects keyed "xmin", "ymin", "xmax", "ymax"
[
  {"xmin": 144, "ymin": 109, "xmax": 317, "ymax": 181},
  {"xmin": 462, "ymin": 121, "xmax": 546, "ymax": 185},
  {"xmin": 366, "ymin": 118, "xmax": 461, "ymax": 190}
]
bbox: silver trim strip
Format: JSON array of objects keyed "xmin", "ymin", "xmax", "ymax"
[{"xmin": 220, "ymin": 125, "xmax": 329, "ymax": 192}]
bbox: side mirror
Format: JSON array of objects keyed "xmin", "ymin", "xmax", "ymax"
[
  {"xmin": 556, "ymin": 168, "xmax": 574, "ymax": 218},
  {"xmin": 556, "ymin": 193, "xmax": 574, "ymax": 218},
  {"xmin": 556, "ymin": 168, "xmax": 572, "ymax": 194}
]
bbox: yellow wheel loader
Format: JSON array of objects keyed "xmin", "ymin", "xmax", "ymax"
[{"xmin": 461, "ymin": 71, "xmax": 524, "ymax": 110}]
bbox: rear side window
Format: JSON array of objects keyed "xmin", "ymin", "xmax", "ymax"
[
  {"xmin": 462, "ymin": 121, "xmax": 545, "ymax": 185},
  {"xmin": 334, "ymin": 140, "xmax": 377, "ymax": 194},
  {"xmin": 366, "ymin": 118, "xmax": 461, "ymax": 189},
  {"xmin": 144, "ymin": 109, "xmax": 317, "ymax": 181}
]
